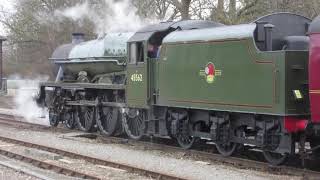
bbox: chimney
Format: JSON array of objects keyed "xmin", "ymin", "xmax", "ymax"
[{"xmin": 72, "ymin": 33, "xmax": 85, "ymax": 44}]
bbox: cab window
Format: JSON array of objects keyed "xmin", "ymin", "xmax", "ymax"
[{"xmin": 129, "ymin": 42, "xmax": 144, "ymax": 64}]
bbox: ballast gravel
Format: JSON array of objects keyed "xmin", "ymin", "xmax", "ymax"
[
  {"xmin": 0, "ymin": 141, "xmax": 149, "ymax": 180},
  {"xmin": 0, "ymin": 124, "xmax": 301, "ymax": 180},
  {"xmin": 0, "ymin": 164, "xmax": 40, "ymax": 180},
  {"xmin": 0, "ymin": 96, "xmax": 14, "ymax": 109}
]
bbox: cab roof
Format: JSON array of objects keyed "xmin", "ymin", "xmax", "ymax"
[
  {"xmin": 128, "ymin": 20, "xmax": 223, "ymax": 42},
  {"xmin": 163, "ymin": 24, "xmax": 256, "ymax": 44}
]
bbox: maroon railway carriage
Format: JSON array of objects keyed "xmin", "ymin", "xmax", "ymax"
[
  {"xmin": 309, "ymin": 16, "xmax": 320, "ymax": 124},
  {"xmin": 307, "ymin": 16, "xmax": 320, "ymax": 154}
]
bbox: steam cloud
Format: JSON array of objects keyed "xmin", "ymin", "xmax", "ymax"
[
  {"xmin": 10, "ymin": 75, "xmax": 49, "ymax": 126},
  {"xmin": 11, "ymin": 0, "xmax": 154, "ymax": 125},
  {"xmin": 55, "ymin": 0, "xmax": 155, "ymax": 36}
]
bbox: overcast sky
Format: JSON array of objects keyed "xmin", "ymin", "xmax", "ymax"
[{"xmin": 0, "ymin": 0, "xmax": 16, "ymax": 35}]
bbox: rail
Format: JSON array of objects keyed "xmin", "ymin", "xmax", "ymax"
[
  {"xmin": 0, "ymin": 113, "xmax": 319, "ymax": 179},
  {"xmin": 0, "ymin": 135, "xmax": 185, "ymax": 180}
]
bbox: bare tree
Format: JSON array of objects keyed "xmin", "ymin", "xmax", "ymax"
[
  {"xmin": 154, "ymin": 0, "xmax": 172, "ymax": 20},
  {"xmin": 133, "ymin": 0, "xmax": 173, "ymax": 20},
  {"xmin": 228, "ymin": 0, "xmax": 236, "ymax": 19},
  {"xmin": 211, "ymin": 0, "xmax": 226, "ymax": 22},
  {"xmin": 0, "ymin": 0, "xmax": 97, "ymax": 77},
  {"xmin": 217, "ymin": 0, "xmax": 225, "ymax": 17},
  {"xmin": 132, "ymin": 0, "xmax": 155, "ymax": 18},
  {"xmin": 2, "ymin": 0, "xmax": 320, "ymax": 77},
  {"xmin": 170, "ymin": 0, "xmax": 192, "ymax": 20}
]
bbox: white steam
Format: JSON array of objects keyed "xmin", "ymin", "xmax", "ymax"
[
  {"xmin": 55, "ymin": 0, "xmax": 154, "ymax": 36},
  {"xmin": 11, "ymin": 76, "xmax": 49, "ymax": 126}
]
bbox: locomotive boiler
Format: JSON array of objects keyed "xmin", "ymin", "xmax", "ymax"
[{"xmin": 37, "ymin": 12, "xmax": 320, "ymax": 165}]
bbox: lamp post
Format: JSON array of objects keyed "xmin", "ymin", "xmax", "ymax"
[{"xmin": 0, "ymin": 36, "xmax": 6, "ymax": 90}]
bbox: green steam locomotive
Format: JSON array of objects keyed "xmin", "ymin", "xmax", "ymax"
[{"xmin": 37, "ymin": 12, "xmax": 320, "ymax": 165}]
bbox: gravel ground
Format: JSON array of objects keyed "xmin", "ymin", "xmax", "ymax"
[
  {"xmin": 0, "ymin": 154, "xmax": 78, "ymax": 180},
  {"xmin": 0, "ymin": 164, "xmax": 39, "ymax": 180},
  {"xmin": 0, "ymin": 124, "xmax": 302, "ymax": 180},
  {"xmin": 0, "ymin": 96, "xmax": 14, "ymax": 109},
  {"xmin": 0, "ymin": 141, "xmax": 150, "ymax": 180}
]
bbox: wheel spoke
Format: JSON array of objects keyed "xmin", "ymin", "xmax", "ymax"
[
  {"xmin": 49, "ymin": 109, "xmax": 59, "ymax": 127},
  {"xmin": 170, "ymin": 111, "xmax": 196, "ymax": 150},
  {"xmin": 263, "ymin": 151, "xmax": 287, "ymax": 165},
  {"xmin": 76, "ymin": 106, "xmax": 95, "ymax": 132},
  {"xmin": 84, "ymin": 111, "xmax": 88, "ymax": 128},
  {"xmin": 123, "ymin": 109, "xmax": 144, "ymax": 140},
  {"xmin": 132, "ymin": 118, "xmax": 137, "ymax": 135},
  {"xmin": 135, "ymin": 117, "xmax": 140, "ymax": 135},
  {"xmin": 63, "ymin": 111, "xmax": 75, "ymax": 129},
  {"xmin": 106, "ymin": 112, "xmax": 112, "ymax": 131},
  {"xmin": 96, "ymin": 106, "xmax": 119, "ymax": 136},
  {"xmin": 216, "ymin": 142, "xmax": 237, "ymax": 157}
]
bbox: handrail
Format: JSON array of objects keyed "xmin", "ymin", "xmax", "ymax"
[
  {"xmin": 53, "ymin": 59, "xmax": 126, "ymax": 66},
  {"xmin": 49, "ymin": 56, "xmax": 127, "ymax": 61}
]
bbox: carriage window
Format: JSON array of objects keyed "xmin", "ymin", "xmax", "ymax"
[{"xmin": 129, "ymin": 42, "xmax": 144, "ymax": 64}]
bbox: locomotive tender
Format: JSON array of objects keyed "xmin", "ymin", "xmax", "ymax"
[{"xmin": 37, "ymin": 12, "xmax": 320, "ymax": 165}]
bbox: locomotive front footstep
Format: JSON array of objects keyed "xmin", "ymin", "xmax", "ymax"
[{"xmin": 36, "ymin": 12, "xmax": 320, "ymax": 166}]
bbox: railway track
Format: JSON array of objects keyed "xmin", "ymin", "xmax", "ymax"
[
  {"xmin": 0, "ymin": 136, "xmax": 184, "ymax": 180},
  {"xmin": 0, "ymin": 148, "xmax": 101, "ymax": 179},
  {"xmin": 0, "ymin": 113, "xmax": 186, "ymax": 179},
  {"xmin": 0, "ymin": 113, "xmax": 48, "ymax": 128},
  {"xmin": 0, "ymin": 112, "xmax": 319, "ymax": 179}
]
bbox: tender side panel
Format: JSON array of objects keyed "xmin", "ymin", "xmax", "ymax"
[{"xmin": 157, "ymin": 39, "xmax": 286, "ymax": 115}]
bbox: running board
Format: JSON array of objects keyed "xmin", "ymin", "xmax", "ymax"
[
  {"xmin": 66, "ymin": 100, "xmax": 126, "ymax": 108},
  {"xmin": 40, "ymin": 82, "xmax": 125, "ymax": 90}
]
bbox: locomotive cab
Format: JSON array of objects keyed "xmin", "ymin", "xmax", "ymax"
[{"xmin": 126, "ymin": 20, "xmax": 223, "ymax": 108}]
